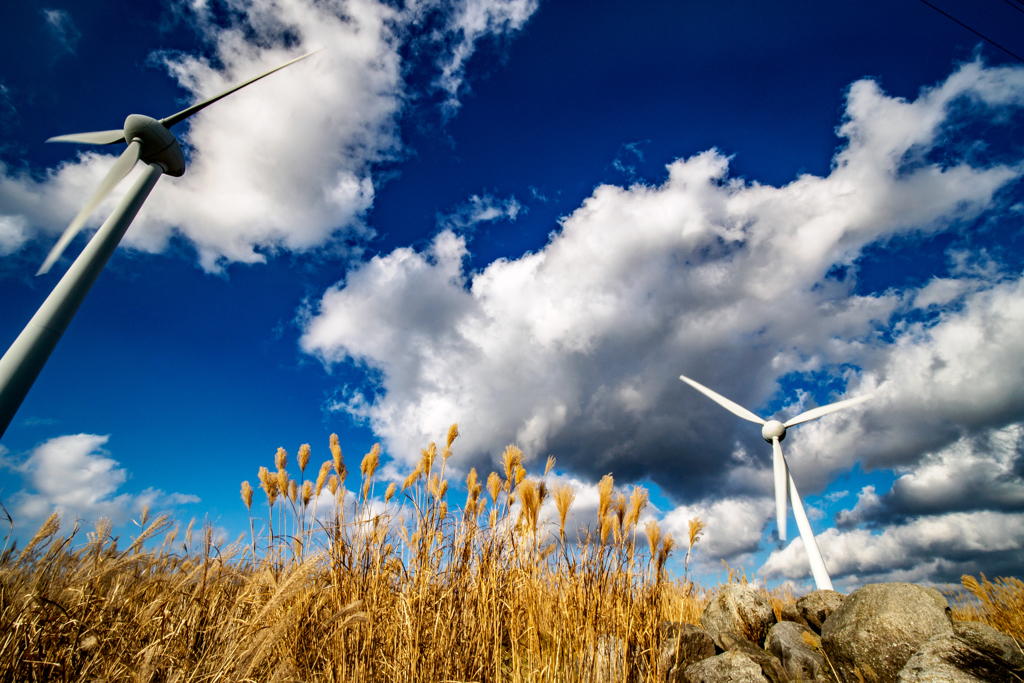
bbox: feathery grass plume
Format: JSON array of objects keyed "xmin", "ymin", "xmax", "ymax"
[
  {"xmin": 544, "ymin": 455, "xmax": 556, "ymax": 476},
  {"xmin": 486, "ymin": 471, "xmax": 501, "ymax": 505},
  {"xmin": 301, "ymin": 480, "xmax": 313, "ymax": 507},
  {"xmin": 257, "ymin": 466, "xmax": 276, "ymax": 503},
  {"xmin": 502, "ymin": 445, "xmax": 523, "ymax": 488},
  {"xmin": 553, "ymin": 483, "xmax": 576, "ymax": 541},
  {"xmin": 626, "ymin": 486, "xmax": 649, "ymax": 533},
  {"xmin": 684, "ymin": 516, "xmax": 707, "ymax": 580},
  {"xmin": 241, "ymin": 481, "xmax": 254, "ymax": 510},
  {"xmin": 421, "ymin": 442, "xmax": 438, "ymax": 476},
  {"xmin": 327, "ymin": 474, "xmax": 339, "ymax": 496},
  {"xmin": 959, "ymin": 574, "xmax": 1024, "ymax": 642},
  {"xmin": 288, "ymin": 480, "xmax": 299, "ymax": 504},
  {"xmin": 597, "ymin": 473, "xmax": 615, "ymax": 522},
  {"xmin": 19, "ymin": 511, "xmax": 61, "ymax": 561},
  {"xmin": 658, "ymin": 532, "xmax": 677, "ymax": 578},
  {"xmin": 517, "ymin": 479, "xmax": 541, "ymax": 540},
  {"xmin": 361, "ymin": 444, "xmax": 381, "ymax": 478},
  {"xmin": 275, "ymin": 447, "xmax": 288, "ymax": 471},
  {"xmin": 297, "ymin": 443, "xmax": 311, "ymax": 475},
  {"xmin": 403, "ymin": 461, "xmax": 423, "ymax": 490},
  {"xmin": 315, "ymin": 461, "xmax": 331, "ymax": 496},
  {"xmin": 600, "ymin": 512, "xmax": 615, "ymax": 546},
  {"xmin": 276, "ymin": 468, "xmax": 289, "ymax": 497},
  {"xmin": 86, "ymin": 517, "xmax": 113, "ymax": 558},
  {"xmin": 515, "ymin": 463, "xmax": 526, "ymax": 486},
  {"xmin": 446, "ymin": 423, "xmax": 459, "ymax": 449},
  {"xmin": 384, "ymin": 482, "xmax": 397, "ymax": 504},
  {"xmin": 330, "ymin": 433, "xmax": 345, "ymax": 478},
  {"xmin": 644, "ymin": 520, "xmax": 662, "ymax": 559}
]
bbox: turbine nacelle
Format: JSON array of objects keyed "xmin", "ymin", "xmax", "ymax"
[
  {"xmin": 761, "ymin": 420, "xmax": 786, "ymax": 443},
  {"xmin": 123, "ymin": 115, "xmax": 185, "ymax": 177},
  {"xmin": 679, "ymin": 372, "xmax": 874, "ymax": 591}
]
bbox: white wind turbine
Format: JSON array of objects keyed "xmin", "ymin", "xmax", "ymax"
[
  {"xmin": 0, "ymin": 50, "xmax": 321, "ymax": 439},
  {"xmin": 679, "ymin": 373, "xmax": 872, "ymax": 590}
]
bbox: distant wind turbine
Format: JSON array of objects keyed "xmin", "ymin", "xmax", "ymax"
[
  {"xmin": 0, "ymin": 49, "xmax": 321, "ymax": 439},
  {"xmin": 679, "ymin": 373, "xmax": 873, "ymax": 590}
]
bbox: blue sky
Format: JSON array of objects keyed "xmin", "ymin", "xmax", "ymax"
[{"xmin": 1, "ymin": 0, "xmax": 1023, "ymax": 592}]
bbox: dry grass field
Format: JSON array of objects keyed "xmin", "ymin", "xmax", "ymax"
[{"xmin": 1, "ymin": 426, "xmax": 1020, "ymax": 682}]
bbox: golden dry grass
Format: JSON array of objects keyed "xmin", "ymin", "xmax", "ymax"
[{"xmin": 0, "ymin": 426, "xmax": 1019, "ymax": 682}]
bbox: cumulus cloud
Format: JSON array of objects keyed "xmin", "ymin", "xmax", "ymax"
[
  {"xmin": 2, "ymin": 0, "xmax": 539, "ymax": 272},
  {"xmin": 299, "ymin": 59, "xmax": 1024, "ymax": 584},
  {"xmin": 762, "ymin": 511, "xmax": 1024, "ymax": 587},
  {"xmin": 1, "ymin": 434, "xmax": 199, "ymax": 532}
]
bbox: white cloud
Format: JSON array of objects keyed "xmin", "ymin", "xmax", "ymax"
[
  {"xmin": 299, "ymin": 59, "xmax": 1024, "ymax": 585},
  {"xmin": 2, "ymin": 434, "xmax": 199, "ymax": 532},
  {"xmin": 438, "ymin": 193, "xmax": 523, "ymax": 232},
  {"xmin": 301, "ymin": 60, "xmax": 1024, "ymax": 480},
  {"xmin": 2, "ymin": 0, "xmax": 539, "ymax": 272},
  {"xmin": 42, "ymin": 9, "xmax": 81, "ymax": 56},
  {"xmin": 761, "ymin": 511, "xmax": 1024, "ymax": 586}
]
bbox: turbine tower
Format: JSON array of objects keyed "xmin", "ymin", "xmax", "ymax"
[
  {"xmin": 679, "ymin": 373, "xmax": 872, "ymax": 590},
  {"xmin": 0, "ymin": 50, "xmax": 321, "ymax": 439}
]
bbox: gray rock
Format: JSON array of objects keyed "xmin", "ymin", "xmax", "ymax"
[
  {"xmin": 593, "ymin": 634, "xmax": 625, "ymax": 683},
  {"xmin": 661, "ymin": 622, "xmax": 717, "ymax": 683},
  {"xmin": 796, "ymin": 590, "xmax": 845, "ymax": 635},
  {"xmin": 766, "ymin": 621, "xmax": 826, "ymax": 681},
  {"xmin": 897, "ymin": 623, "xmax": 1024, "ymax": 683},
  {"xmin": 717, "ymin": 631, "xmax": 790, "ymax": 683},
  {"xmin": 953, "ymin": 621, "xmax": 1024, "ymax": 671},
  {"xmin": 780, "ymin": 603, "xmax": 811, "ymax": 630},
  {"xmin": 700, "ymin": 584, "xmax": 778, "ymax": 649},
  {"xmin": 821, "ymin": 583, "xmax": 954, "ymax": 683},
  {"xmin": 685, "ymin": 651, "xmax": 770, "ymax": 683}
]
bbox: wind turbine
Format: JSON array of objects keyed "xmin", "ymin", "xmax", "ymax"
[
  {"xmin": 0, "ymin": 49, "xmax": 321, "ymax": 439},
  {"xmin": 679, "ymin": 373, "xmax": 872, "ymax": 590}
]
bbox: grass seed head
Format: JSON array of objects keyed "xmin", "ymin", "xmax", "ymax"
[
  {"xmin": 446, "ymin": 423, "xmax": 459, "ymax": 449},
  {"xmin": 297, "ymin": 443, "xmax": 311, "ymax": 473},
  {"xmin": 241, "ymin": 481, "xmax": 254, "ymax": 510},
  {"xmin": 328, "ymin": 474, "xmax": 339, "ymax": 496},
  {"xmin": 316, "ymin": 461, "xmax": 331, "ymax": 496},
  {"xmin": 502, "ymin": 444, "xmax": 523, "ymax": 483},
  {"xmin": 276, "ymin": 469, "xmax": 289, "ymax": 496},
  {"xmin": 361, "ymin": 444, "xmax": 381, "ymax": 478},
  {"xmin": 385, "ymin": 482, "xmax": 397, "ymax": 503},
  {"xmin": 301, "ymin": 480, "xmax": 313, "ymax": 507},
  {"xmin": 597, "ymin": 474, "xmax": 614, "ymax": 522},
  {"xmin": 553, "ymin": 483, "xmax": 576, "ymax": 537},
  {"xmin": 330, "ymin": 433, "xmax": 345, "ymax": 477},
  {"xmin": 544, "ymin": 455, "xmax": 556, "ymax": 476},
  {"xmin": 487, "ymin": 471, "xmax": 501, "ymax": 505},
  {"xmin": 626, "ymin": 486, "xmax": 649, "ymax": 532},
  {"xmin": 688, "ymin": 516, "xmax": 707, "ymax": 550},
  {"xmin": 288, "ymin": 480, "xmax": 298, "ymax": 504},
  {"xmin": 275, "ymin": 447, "xmax": 288, "ymax": 471}
]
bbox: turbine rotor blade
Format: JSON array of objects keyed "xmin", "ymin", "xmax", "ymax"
[
  {"xmin": 772, "ymin": 437, "xmax": 788, "ymax": 542},
  {"xmin": 784, "ymin": 394, "xmax": 874, "ymax": 428},
  {"xmin": 679, "ymin": 374, "xmax": 765, "ymax": 425},
  {"xmin": 787, "ymin": 471, "xmax": 834, "ymax": 591},
  {"xmin": 37, "ymin": 140, "xmax": 142, "ymax": 275},
  {"xmin": 160, "ymin": 48, "xmax": 323, "ymax": 129},
  {"xmin": 46, "ymin": 130, "xmax": 126, "ymax": 145}
]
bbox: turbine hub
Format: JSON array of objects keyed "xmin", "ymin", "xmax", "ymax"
[
  {"xmin": 762, "ymin": 420, "xmax": 786, "ymax": 442},
  {"xmin": 123, "ymin": 114, "xmax": 185, "ymax": 176}
]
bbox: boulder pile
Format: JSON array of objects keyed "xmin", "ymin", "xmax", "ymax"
[{"xmin": 656, "ymin": 582, "xmax": 1023, "ymax": 683}]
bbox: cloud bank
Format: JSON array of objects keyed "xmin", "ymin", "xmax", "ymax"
[
  {"xmin": 0, "ymin": 0, "xmax": 539, "ymax": 271},
  {"xmin": 0, "ymin": 434, "xmax": 199, "ymax": 532},
  {"xmin": 300, "ymin": 60, "xmax": 1024, "ymax": 584}
]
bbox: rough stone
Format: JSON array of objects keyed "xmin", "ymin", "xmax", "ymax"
[
  {"xmin": 700, "ymin": 584, "xmax": 778, "ymax": 649},
  {"xmin": 780, "ymin": 603, "xmax": 811, "ymax": 630},
  {"xmin": 685, "ymin": 651, "xmax": 771, "ymax": 683},
  {"xmin": 716, "ymin": 631, "xmax": 790, "ymax": 683},
  {"xmin": 795, "ymin": 590, "xmax": 845, "ymax": 635},
  {"xmin": 953, "ymin": 620, "xmax": 1024, "ymax": 671},
  {"xmin": 896, "ymin": 623, "xmax": 1024, "ymax": 683},
  {"xmin": 766, "ymin": 621, "xmax": 826, "ymax": 681},
  {"xmin": 660, "ymin": 622, "xmax": 717, "ymax": 683},
  {"xmin": 820, "ymin": 583, "xmax": 954, "ymax": 683}
]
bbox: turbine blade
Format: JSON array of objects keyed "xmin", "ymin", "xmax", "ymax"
[
  {"xmin": 784, "ymin": 393, "xmax": 874, "ymax": 428},
  {"xmin": 787, "ymin": 471, "xmax": 834, "ymax": 591},
  {"xmin": 37, "ymin": 141, "xmax": 142, "ymax": 275},
  {"xmin": 46, "ymin": 129, "xmax": 126, "ymax": 145},
  {"xmin": 160, "ymin": 48, "xmax": 323, "ymax": 129},
  {"xmin": 772, "ymin": 437, "xmax": 788, "ymax": 542},
  {"xmin": 679, "ymin": 374, "xmax": 765, "ymax": 425}
]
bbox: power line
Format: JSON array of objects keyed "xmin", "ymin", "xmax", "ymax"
[
  {"xmin": 1005, "ymin": 0, "xmax": 1024, "ymax": 17},
  {"xmin": 917, "ymin": 0, "xmax": 1024, "ymax": 63}
]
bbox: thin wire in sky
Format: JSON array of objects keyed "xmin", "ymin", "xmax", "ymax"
[
  {"xmin": 1005, "ymin": 0, "xmax": 1024, "ymax": 16},
  {"xmin": 917, "ymin": 0, "xmax": 1024, "ymax": 64}
]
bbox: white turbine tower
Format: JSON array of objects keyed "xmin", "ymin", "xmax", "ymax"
[
  {"xmin": 679, "ymin": 373, "xmax": 872, "ymax": 590},
  {"xmin": 0, "ymin": 50, "xmax": 321, "ymax": 439}
]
